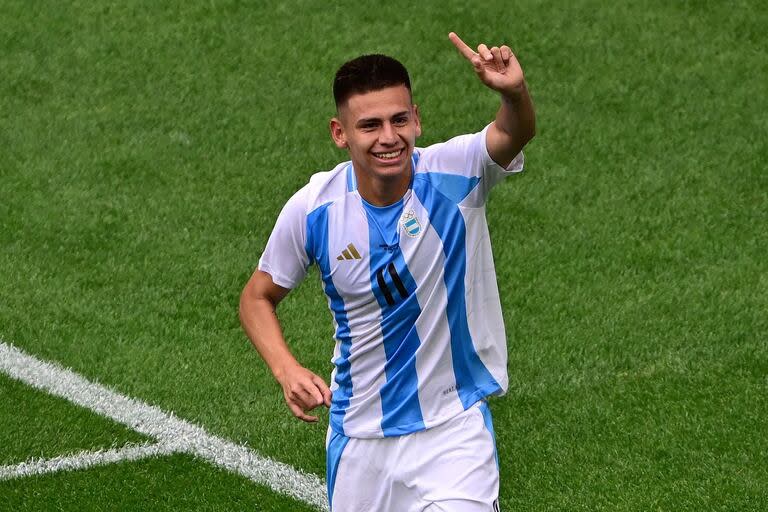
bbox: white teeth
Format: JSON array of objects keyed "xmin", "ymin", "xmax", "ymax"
[{"xmin": 374, "ymin": 149, "xmax": 402, "ymax": 159}]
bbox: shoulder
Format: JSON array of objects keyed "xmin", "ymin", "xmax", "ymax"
[
  {"xmin": 415, "ymin": 128, "xmax": 485, "ymax": 163},
  {"xmin": 412, "ymin": 126, "xmax": 521, "ymax": 207},
  {"xmin": 283, "ymin": 161, "xmax": 352, "ymax": 218}
]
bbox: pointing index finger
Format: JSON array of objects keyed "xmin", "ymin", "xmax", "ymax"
[{"xmin": 448, "ymin": 32, "xmax": 476, "ymax": 61}]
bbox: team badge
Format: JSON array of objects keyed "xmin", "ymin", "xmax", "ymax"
[{"xmin": 400, "ymin": 209, "xmax": 421, "ymax": 238}]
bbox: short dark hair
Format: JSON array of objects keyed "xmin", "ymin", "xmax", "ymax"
[{"xmin": 333, "ymin": 54, "xmax": 411, "ymax": 109}]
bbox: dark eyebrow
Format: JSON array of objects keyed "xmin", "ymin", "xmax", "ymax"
[
  {"xmin": 356, "ymin": 117, "xmax": 382, "ymax": 127},
  {"xmin": 355, "ymin": 111, "xmax": 410, "ymax": 127}
]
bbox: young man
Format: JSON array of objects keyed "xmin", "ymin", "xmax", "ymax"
[{"xmin": 240, "ymin": 33, "xmax": 535, "ymax": 511}]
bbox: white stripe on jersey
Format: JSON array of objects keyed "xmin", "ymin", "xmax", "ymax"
[
  {"xmin": 461, "ymin": 208, "xmax": 509, "ymax": 392},
  {"xmin": 325, "ymin": 199, "xmax": 386, "ymax": 438}
]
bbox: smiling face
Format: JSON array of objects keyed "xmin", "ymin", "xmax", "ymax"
[{"xmin": 330, "ymin": 85, "xmax": 422, "ymax": 205}]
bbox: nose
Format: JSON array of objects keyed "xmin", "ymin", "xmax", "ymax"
[{"xmin": 379, "ymin": 122, "xmax": 397, "ymax": 146}]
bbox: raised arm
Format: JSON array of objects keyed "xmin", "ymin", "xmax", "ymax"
[
  {"xmin": 449, "ymin": 32, "xmax": 536, "ymax": 168},
  {"xmin": 239, "ymin": 270, "xmax": 332, "ymax": 422}
]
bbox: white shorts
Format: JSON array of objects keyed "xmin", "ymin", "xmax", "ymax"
[{"xmin": 326, "ymin": 400, "xmax": 500, "ymax": 512}]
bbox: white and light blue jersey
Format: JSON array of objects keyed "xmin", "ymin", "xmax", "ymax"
[{"xmin": 258, "ymin": 125, "xmax": 524, "ymax": 439}]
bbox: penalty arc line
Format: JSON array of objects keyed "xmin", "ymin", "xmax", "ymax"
[
  {"xmin": 0, "ymin": 441, "xmax": 181, "ymax": 481},
  {"xmin": 0, "ymin": 341, "xmax": 328, "ymax": 511}
]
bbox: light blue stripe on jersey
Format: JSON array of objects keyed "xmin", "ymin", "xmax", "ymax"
[
  {"xmin": 422, "ymin": 171, "xmax": 481, "ymax": 204},
  {"xmin": 345, "ymin": 164, "xmax": 356, "ymax": 192},
  {"xmin": 326, "ymin": 430, "xmax": 351, "ymax": 509},
  {"xmin": 479, "ymin": 401, "xmax": 499, "ymax": 469},
  {"xmin": 413, "ymin": 174, "xmax": 501, "ymax": 409},
  {"xmin": 361, "ymin": 197, "xmax": 404, "ymax": 248},
  {"xmin": 306, "ymin": 203, "xmax": 353, "ymax": 435},
  {"xmin": 365, "ymin": 208, "xmax": 425, "ymax": 436}
]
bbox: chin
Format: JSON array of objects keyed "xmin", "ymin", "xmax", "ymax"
[
  {"xmin": 368, "ymin": 151, "xmax": 410, "ymax": 176},
  {"xmin": 372, "ymin": 163, "xmax": 408, "ymax": 180}
]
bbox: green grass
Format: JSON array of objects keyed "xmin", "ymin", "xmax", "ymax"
[
  {"xmin": 0, "ymin": 373, "xmax": 149, "ymax": 465},
  {"xmin": 1, "ymin": 0, "xmax": 766, "ymax": 509},
  {"xmin": 0, "ymin": 453, "xmax": 320, "ymax": 512}
]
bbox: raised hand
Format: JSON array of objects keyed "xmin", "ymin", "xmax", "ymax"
[{"xmin": 449, "ymin": 32, "xmax": 525, "ymax": 97}]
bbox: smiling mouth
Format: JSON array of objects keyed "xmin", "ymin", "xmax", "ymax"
[{"xmin": 372, "ymin": 148, "xmax": 404, "ymax": 161}]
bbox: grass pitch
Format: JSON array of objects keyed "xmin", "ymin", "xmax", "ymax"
[{"xmin": 1, "ymin": 0, "xmax": 766, "ymax": 510}]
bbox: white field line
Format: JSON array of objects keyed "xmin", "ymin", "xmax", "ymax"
[
  {"xmin": 0, "ymin": 341, "xmax": 328, "ymax": 511},
  {"xmin": 0, "ymin": 441, "xmax": 179, "ymax": 481}
]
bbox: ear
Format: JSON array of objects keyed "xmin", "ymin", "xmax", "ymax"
[
  {"xmin": 329, "ymin": 117, "xmax": 348, "ymax": 149},
  {"xmin": 413, "ymin": 104, "xmax": 422, "ymax": 138}
]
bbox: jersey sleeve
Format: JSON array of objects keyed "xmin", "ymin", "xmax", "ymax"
[
  {"xmin": 418, "ymin": 124, "xmax": 524, "ymax": 207},
  {"xmin": 257, "ymin": 185, "xmax": 311, "ymax": 289}
]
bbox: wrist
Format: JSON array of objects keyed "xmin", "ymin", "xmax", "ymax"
[
  {"xmin": 500, "ymin": 82, "xmax": 527, "ymax": 102},
  {"xmin": 271, "ymin": 357, "xmax": 301, "ymax": 382}
]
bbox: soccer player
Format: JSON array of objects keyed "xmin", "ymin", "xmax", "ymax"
[{"xmin": 240, "ymin": 32, "xmax": 535, "ymax": 511}]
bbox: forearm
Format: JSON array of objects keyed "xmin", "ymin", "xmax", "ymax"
[
  {"xmin": 490, "ymin": 82, "xmax": 536, "ymax": 164},
  {"xmin": 496, "ymin": 82, "xmax": 535, "ymax": 145},
  {"xmin": 239, "ymin": 271, "xmax": 332, "ymax": 421},
  {"xmin": 239, "ymin": 293, "xmax": 299, "ymax": 381}
]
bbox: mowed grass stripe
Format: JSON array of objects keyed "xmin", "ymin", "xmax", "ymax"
[{"xmin": 0, "ymin": 341, "xmax": 327, "ymax": 510}]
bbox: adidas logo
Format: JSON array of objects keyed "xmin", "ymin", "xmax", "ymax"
[{"xmin": 336, "ymin": 243, "xmax": 362, "ymax": 261}]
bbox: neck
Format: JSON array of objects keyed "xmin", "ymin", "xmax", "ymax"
[{"xmin": 354, "ymin": 166, "xmax": 412, "ymax": 207}]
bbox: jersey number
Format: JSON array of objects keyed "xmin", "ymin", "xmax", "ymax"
[{"xmin": 376, "ymin": 263, "xmax": 409, "ymax": 306}]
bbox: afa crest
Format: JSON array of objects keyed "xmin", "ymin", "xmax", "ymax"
[{"xmin": 400, "ymin": 209, "xmax": 421, "ymax": 238}]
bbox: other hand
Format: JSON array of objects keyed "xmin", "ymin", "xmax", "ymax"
[{"xmin": 276, "ymin": 363, "xmax": 332, "ymax": 422}]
